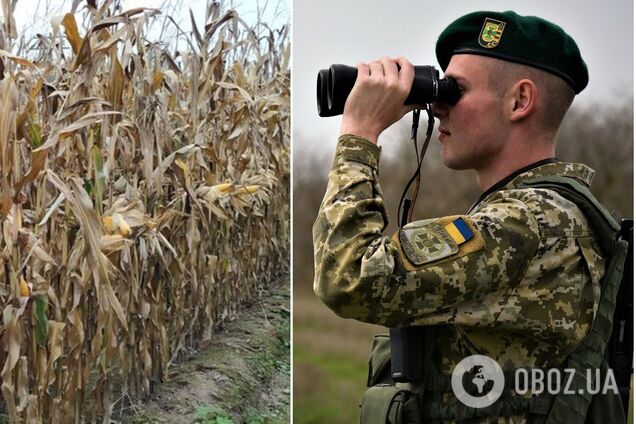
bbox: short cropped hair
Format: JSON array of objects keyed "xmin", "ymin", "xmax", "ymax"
[{"xmin": 485, "ymin": 58, "xmax": 575, "ymax": 135}]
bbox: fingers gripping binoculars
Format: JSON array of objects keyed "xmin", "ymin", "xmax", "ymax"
[{"xmin": 316, "ymin": 64, "xmax": 460, "ymax": 117}]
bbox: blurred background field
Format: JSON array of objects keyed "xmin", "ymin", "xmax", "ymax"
[{"xmin": 293, "ymin": 290, "xmax": 383, "ymax": 423}]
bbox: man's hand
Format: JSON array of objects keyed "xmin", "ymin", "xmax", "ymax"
[{"xmin": 339, "ymin": 56, "xmax": 416, "ymax": 144}]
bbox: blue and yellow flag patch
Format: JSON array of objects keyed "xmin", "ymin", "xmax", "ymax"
[
  {"xmin": 444, "ymin": 218, "xmax": 474, "ymax": 245},
  {"xmin": 396, "ymin": 216, "xmax": 484, "ymax": 269}
]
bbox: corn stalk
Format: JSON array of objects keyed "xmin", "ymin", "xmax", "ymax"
[{"xmin": 0, "ymin": 0, "xmax": 290, "ymax": 421}]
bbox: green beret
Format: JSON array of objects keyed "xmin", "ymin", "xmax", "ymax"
[{"xmin": 436, "ymin": 11, "xmax": 588, "ymax": 94}]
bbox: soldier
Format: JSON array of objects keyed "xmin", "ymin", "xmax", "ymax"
[{"xmin": 313, "ymin": 10, "xmax": 627, "ymax": 423}]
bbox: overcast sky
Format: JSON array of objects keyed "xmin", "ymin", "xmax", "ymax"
[
  {"xmin": 293, "ymin": 0, "xmax": 634, "ymax": 157},
  {"xmin": 12, "ymin": 0, "xmax": 289, "ymax": 47}
]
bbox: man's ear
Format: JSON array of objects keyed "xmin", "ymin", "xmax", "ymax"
[{"xmin": 509, "ymin": 79, "xmax": 537, "ymax": 122}]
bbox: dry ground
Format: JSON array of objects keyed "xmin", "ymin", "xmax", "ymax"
[{"xmin": 121, "ymin": 274, "xmax": 290, "ymax": 424}]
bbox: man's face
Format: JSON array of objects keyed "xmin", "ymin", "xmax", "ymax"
[{"xmin": 432, "ymin": 54, "xmax": 509, "ymax": 171}]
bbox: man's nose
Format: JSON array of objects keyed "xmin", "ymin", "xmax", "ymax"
[{"xmin": 431, "ymin": 102, "xmax": 448, "ymax": 119}]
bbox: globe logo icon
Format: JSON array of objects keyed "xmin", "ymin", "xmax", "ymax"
[
  {"xmin": 451, "ymin": 355, "xmax": 505, "ymax": 408},
  {"xmin": 463, "ymin": 365, "xmax": 495, "ymax": 396}
]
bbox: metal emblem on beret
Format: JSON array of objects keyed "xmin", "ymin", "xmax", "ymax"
[
  {"xmin": 479, "ymin": 18, "xmax": 506, "ymax": 48},
  {"xmin": 399, "ymin": 223, "xmax": 458, "ymax": 266}
]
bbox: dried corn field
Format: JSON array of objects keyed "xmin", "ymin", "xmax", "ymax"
[{"xmin": 0, "ymin": 1, "xmax": 289, "ymax": 422}]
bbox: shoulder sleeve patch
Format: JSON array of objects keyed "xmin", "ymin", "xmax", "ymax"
[
  {"xmin": 399, "ymin": 222, "xmax": 459, "ymax": 265},
  {"xmin": 395, "ymin": 215, "xmax": 486, "ymax": 269}
]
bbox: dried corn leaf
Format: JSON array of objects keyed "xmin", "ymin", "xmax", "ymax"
[
  {"xmin": 55, "ymin": 97, "xmax": 112, "ymax": 121},
  {"xmin": 38, "ymin": 193, "xmax": 65, "ymax": 227},
  {"xmin": 18, "ymin": 230, "xmax": 57, "ymax": 267},
  {"xmin": 14, "ymin": 149, "xmax": 47, "ymax": 194},
  {"xmin": 61, "ymin": 13, "xmax": 82, "ymax": 55},
  {"xmin": 46, "ymin": 321, "xmax": 65, "ymax": 387},
  {"xmin": 215, "ymin": 81, "xmax": 253, "ymax": 103},
  {"xmin": 108, "ymin": 58, "xmax": 124, "ymax": 111},
  {"xmin": 72, "ymin": 35, "xmax": 93, "ymax": 69},
  {"xmin": 0, "ymin": 49, "xmax": 35, "ymax": 67},
  {"xmin": 150, "ymin": 70, "xmax": 164, "ymax": 92}
]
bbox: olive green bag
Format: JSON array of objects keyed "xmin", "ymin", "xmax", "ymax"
[
  {"xmin": 361, "ymin": 335, "xmax": 421, "ymax": 424},
  {"xmin": 360, "ymin": 385, "xmax": 420, "ymax": 424}
]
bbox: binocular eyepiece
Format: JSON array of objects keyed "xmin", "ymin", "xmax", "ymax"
[{"xmin": 316, "ymin": 64, "xmax": 460, "ymax": 117}]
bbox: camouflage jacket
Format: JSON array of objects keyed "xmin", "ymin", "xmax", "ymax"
[{"xmin": 313, "ymin": 135, "xmax": 603, "ymax": 374}]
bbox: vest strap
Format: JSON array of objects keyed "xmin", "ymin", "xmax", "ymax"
[{"xmin": 421, "ymin": 396, "xmax": 552, "ymax": 420}]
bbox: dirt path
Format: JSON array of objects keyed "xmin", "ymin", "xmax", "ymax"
[{"xmin": 123, "ymin": 275, "xmax": 290, "ymax": 424}]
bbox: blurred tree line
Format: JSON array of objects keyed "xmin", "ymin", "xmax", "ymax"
[{"xmin": 293, "ymin": 100, "xmax": 634, "ymax": 293}]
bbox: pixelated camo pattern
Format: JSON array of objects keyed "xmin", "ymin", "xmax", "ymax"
[{"xmin": 313, "ymin": 135, "xmax": 604, "ymax": 424}]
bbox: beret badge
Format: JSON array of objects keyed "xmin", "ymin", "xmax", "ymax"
[{"xmin": 479, "ymin": 18, "xmax": 506, "ymax": 48}]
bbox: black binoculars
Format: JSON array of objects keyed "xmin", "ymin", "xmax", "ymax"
[{"xmin": 316, "ymin": 64, "xmax": 460, "ymax": 117}]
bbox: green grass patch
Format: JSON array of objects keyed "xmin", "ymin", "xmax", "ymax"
[
  {"xmin": 294, "ymin": 344, "xmax": 367, "ymax": 382},
  {"xmin": 195, "ymin": 405, "xmax": 235, "ymax": 424},
  {"xmin": 294, "ymin": 345, "xmax": 368, "ymax": 423}
]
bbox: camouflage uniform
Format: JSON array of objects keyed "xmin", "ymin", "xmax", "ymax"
[{"xmin": 313, "ymin": 135, "xmax": 604, "ymax": 422}]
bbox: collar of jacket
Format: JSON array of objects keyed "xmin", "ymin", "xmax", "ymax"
[{"xmin": 469, "ymin": 160, "xmax": 596, "ymax": 212}]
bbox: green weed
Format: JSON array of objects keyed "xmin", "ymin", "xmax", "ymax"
[{"xmin": 195, "ymin": 405, "xmax": 235, "ymax": 424}]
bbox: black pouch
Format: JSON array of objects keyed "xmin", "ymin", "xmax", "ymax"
[{"xmin": 360, "ymin": 384, "xmax": 421, "ymax": 424}]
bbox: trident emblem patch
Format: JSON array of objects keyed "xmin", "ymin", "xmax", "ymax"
[
  {"xmin": 479, "ymin": 18, "xmax": 506, "ymax": 48},
  {"xmin": 399, "ymin": 223, "xmax": 458, "ymax": 265}
]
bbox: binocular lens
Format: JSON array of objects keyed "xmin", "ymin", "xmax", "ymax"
[
  {"xmin": 316, "ymin": 69, "xmax": 330, "ymax": 117},
  {"xmin": 327, "ymin": 65, "xmax": 357, "ymax": 116},
  {"xmin": 436, "ymin": 78, "xmax": 460, "ymax": 105},
  {"xmin": 316, "ymin": 64, "xmax": 460, "ymax": 117}
]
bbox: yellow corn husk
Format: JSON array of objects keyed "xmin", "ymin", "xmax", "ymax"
[
  {"xmin": 213, "ymin": 183, "xmax": 233, "ymax": 193},
  {"xmin": 103, "ymin": 213, "xmax": 131, "ymax": 236},
  {"xmin": 19, "ymin": 275, "xmax": 30, "ymax": 297},
  {"xmin": 242, "ymin": 185, "xmax": 260, "ymax": 194},
  {"xmin": 102, "ymin": 215, "xmax": 115, "ymax": 232},
  {"xmin": 112, "ymin": 213, "xmax": 131, "ymax": 237}
]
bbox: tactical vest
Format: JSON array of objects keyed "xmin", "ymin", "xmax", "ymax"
[{"xmin": 360, "ymin": 175, "xmax": 630, "ymax": 424}]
